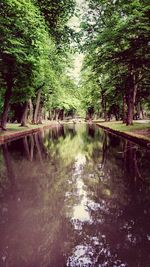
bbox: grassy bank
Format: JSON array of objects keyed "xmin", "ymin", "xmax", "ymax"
[
  {"xmin": 96, "ymin": 120, "xmax": 150, "ymax": 142},
  {"xmin": 0, "ymin": 121, "xmax": 59, "ymax": 143},
  {"xmin": 1, "ymin": 120, "xmax": 150, "ymax": 145}
]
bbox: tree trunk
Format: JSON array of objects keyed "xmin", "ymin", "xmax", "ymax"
[
  {"xmin": 43, "ymin": 108, "xmax": 46, "ymax": 120},
  {"xmin": 58, "ymin": 109, "xmax": 64, "ymax": 120},
  {"xmin": 126, "ymin": 86, "xmax": 138, "ymax": 125},
  {"xmin": 126, "ymin": 90, "xmax": 134, "ymax": 125},
  {"xmin": 37, "ymin": 103, "xmax": 43, "ymax": 124},
  {"xmin": 126, "ymin": 69, "xmax": 137, "ymax": 126},
  {"xmin": 28, "ymin": 99, "xmax": 33, "ymax": 123},
  {"xmin": 137, "ymin": 102, "xmax": 144, "ymax": 120},
  {"xmin": 101, "ymin": 92, "xmax": 107, "ymax": 121},
  {"xmin": 55, "ymin": 109, "xmax": 59, "ymax": 120},
  {"xmin": 61, "ymin": 110, "xmax": 64, "ymax": 121},
  {"xmin": 52, "ymin": 109, "xmax": 55, "ymax": 120},
  {"xmin": 0, "ymin": 79, "xmax": 13, "ymax": 130},
  {"xmin": 33, "ymin": 89, "xmax": 42, "ymax": 124},
  {"xmin": 21, "ymin": 101, "xmax": 28, "ymax": 126},
  {"xmin": 48, "ymin": 110, "xmax": 51, "ymax": 120},
  {"xmin": 122, "ymin": 95, "xmax": 127, "ymax": 123},
  {"xmin": 141, "ymin": 103, "xmax": 144, "ymax": 119}
]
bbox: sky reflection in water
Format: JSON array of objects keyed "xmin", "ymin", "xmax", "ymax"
[{"xmin": 0, "ymin": 124, "xmax": 150, "ymax": 267}]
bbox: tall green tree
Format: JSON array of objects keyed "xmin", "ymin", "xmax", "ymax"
[
  {"xmin": 80, "ymin": 0, "xmax": 150, "ymax": 124},
  {"xmin": 36, "ymin": 0, "xmax": 76, "ymax": 48},
  {"xmin": 0, "ymin": 0, "xmax": 54, "ymax": 129}
]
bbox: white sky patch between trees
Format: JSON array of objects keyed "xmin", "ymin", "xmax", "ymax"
[
  {"xmin": 72, "ymin": 53, "xmax": 84, "ymax": 83},
  {"xmin": 67, "ymin": 0, "xmax": 87, "ymax": 83}
]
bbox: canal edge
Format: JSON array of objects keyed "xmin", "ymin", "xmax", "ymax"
[
  {"xmin": 0, "ymin": 123, "xmax": 59, "ymax": 144},
  {"xmin": 96, "ymin": 123, "xmax": 150, "ymax": 149}
]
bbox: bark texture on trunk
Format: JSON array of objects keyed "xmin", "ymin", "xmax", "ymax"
[
  {"xmin": 21, "ymin": 101, "xmax": 28, "ymax": 126},
  {"xmin": 126, "ymin": 68, "xmax": 137, "ymax": 126},
  {"xmin": 101, "ymin": 92, "xmax": 107, "ymax": 121},
  {"xmin": 126, "ymin": 90, "xmax": 134, "ymax": 125},
  {"xmin": 58, "ymin": 109, "xmax": 64, "ymax": 120},
  {"xmin": 37, "ymin": 104, "xmax": 43, "ymax": 124},
  {"xmin": 122, "ymin": 95, "xmax": 127, "ymax": 123},
  {"xmin": 48, "ymin": 110, "xmax": 52, "ymax": 120},
  {"xmin": 53, "ymin": 109, "xmax": 60, "ymax": 120},
  {"xmin": 33, "ymin": 89, "xmax": 42, "ymax": 124},
  {"xmin": 0, "ymin": 79, "xmax": 13, "ymax": 130},
  {"xmin": 28, "ymin": 99, "xmax": 33, "ymax": 123}
]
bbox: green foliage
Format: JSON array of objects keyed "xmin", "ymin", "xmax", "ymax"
[
  {"xmin": 0, "ymin": 0, "xmax": 54, "ymax": 103},
  {"xmin": 80, "ymin": 0, "xmax": 150, "ymax": 120},
  {"xmin": 79, "ymin": 65, "xmax": 101, "ymax": 116},
  {"xmin": 44, "ymin": 70, "xmax": 80, "ymax": 114},
  {"xmin": 0, "ymin": 0, "xmax": 80, "ymax": 125},
  {"xmin": 36, "ymin": 0, "xmax": 76, "ymax": 48},
  {"xmin": 1, "ymin": 0, "xmax": 149, "ymax": 124}
]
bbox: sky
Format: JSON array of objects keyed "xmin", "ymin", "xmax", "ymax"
[
  {"xmin": 71, "ymin": 53, "xmax": 84, "ymax": 83},
  {"xmin": 67, "ymin": 0, "xmax": 88, "ymax": 83}
]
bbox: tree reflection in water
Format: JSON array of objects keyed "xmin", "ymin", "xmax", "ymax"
[{"xmin": 0, "ymin": 124, "xmax": 150, "ymax": 267}]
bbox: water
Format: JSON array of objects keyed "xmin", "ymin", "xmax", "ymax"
[{"xmin": 0, "ymin": 123, "xmax": 150, "ymax": 267}]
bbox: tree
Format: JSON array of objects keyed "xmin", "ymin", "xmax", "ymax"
[
  {"xmin": 0, "ymin": 0, "xmax": 54, "ymax": 129},
  {"xmin": 36, "ymin": 0, "xmax": 76, "ymax": 48},
  {"xmin": 80, "ymin": 0, "xmax": 150, "ymax": 124}
]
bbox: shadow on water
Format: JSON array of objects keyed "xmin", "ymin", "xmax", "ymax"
[{"xmin": 0, "ymin": 124, "xmax": 150, "ymax": 267}]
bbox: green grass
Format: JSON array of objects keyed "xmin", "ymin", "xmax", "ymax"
[
  {"xmin": 1, "ymin": 121, "xmax": 150, "ymax": 142},
  {"xmin": 0, "ymin": 123, "xmax": 39, "ymax": 136},
  {"xmin": 96, "ymin": 121, "xmax": 150, "ymax": 141},
  {"xmin": 99, "ymin": 121, "xmax": 149, "ymax": 131},
  {"xmin": 0, "ymin": 121, "xmax": 57, "ymax": 137}
]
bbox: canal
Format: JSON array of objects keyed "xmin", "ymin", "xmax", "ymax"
[{"xmin": 0, "ymin": 124, "xmax": 150, "ymax": 267}]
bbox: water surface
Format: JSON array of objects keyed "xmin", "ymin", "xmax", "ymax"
[{"xmin": 0, "ymin": 124, "xmax": 150, "ymax": 267}]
